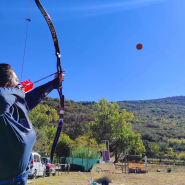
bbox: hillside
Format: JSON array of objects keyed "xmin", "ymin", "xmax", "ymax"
[
  {"xmin": 40, "ymin": 96, "xmax": 185, "ymax": 144},
  {"xmin": 40, "ymin": 97, "xmax": 94, "ymax": 140},
  {"xmin": 78, "ymin": 96, "xmax": 185, "ymax": 143},
  {"xmin": 117, "ymin": 96, "xmax": 185, "ymax": 143}
]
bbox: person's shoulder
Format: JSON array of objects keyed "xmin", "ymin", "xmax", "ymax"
[
  {"xmin": 0, "ymin": 88, "xmax": 8, "ymax": 113},
  {"xmin": 0, "ymin": 87, "xmax": 14, "ymax": 96},
  {"xmin": 0, "ymin": 87, "xmax": 7, "ymax": 97},
  {"xmin": 0, "ymin": 87, "xmax": 25, "ymax": 100}
]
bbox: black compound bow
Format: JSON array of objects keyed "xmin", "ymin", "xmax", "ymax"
[{"xmin": 35, "ymin": 0, "xmax": 65, "ymax": 163}]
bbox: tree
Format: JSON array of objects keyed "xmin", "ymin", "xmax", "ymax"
[
  {"xmin": 90, "ymin": 98, "xmax": 146, "ymax": 162},
  {"xmin": 28, "ymin": 104, "xmax": 59, "ymax": 129},
  {"xmin": 43, "ymin": 126, "xmax": 75, "ymax": 158},
  {"xmin": 29, "ymin": 104, "xmax": 59, "ymax": 155},
  {"xmin": 71, "ymin": 134, "xmax": 104, "ymax": 158},
  {"xmin": 41, "ymin": 126, "xmax": 58, "ymax": 155},
  {"xmin": 158, "ymin": 142, "xmax": 168, "ymax": 154},
  {"xmin": 149, "ymin": 142, "xmax": 163, "ymax": 162},
  {"xmin": 63, "ymin": 101, "xmax": 94, "ymax": 140},
  {"xmin": 55, "ymin": 133, "xmax": 74, "ymax": 157},
  {"xmin": 171, "ymin": 151, "xmax": 178, "ymax": 162},
  {"xmin": 150, "ymin": 142, "xmax": 160, "ymax": 155},
  {"xmin": 179, "ymin": 152, "xmax": 185, "ymax": 161},
  {"xmin": 32, "ymin": 127, "xmax": 49, "ymax": 154}
]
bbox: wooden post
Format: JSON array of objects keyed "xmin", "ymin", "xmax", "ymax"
[
  {"xmin": 122, "ymin": 161, "xmax": 123, "ymax": 174},
  {"xmin": 68, "ymin": 148, "xmax": 71, "ymax": 173},
  {"xmin": 87, "ymin": 145, "xmax": 89, "ymax": 172},
  {"xmin": 58, "ymin": 156, "xmax": 59, "ymax": 176},
  {"xmin": 125, "ymin": 158, "xmax": 127, "ymax": 174}
]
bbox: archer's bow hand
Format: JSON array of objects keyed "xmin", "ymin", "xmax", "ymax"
[{"xmin": 54, "ymin": 73, "xmax": 65, "ymax": 82}]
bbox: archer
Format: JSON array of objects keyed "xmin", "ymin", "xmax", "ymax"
[{"xmin": 0, "ymin": 64, "xmax": 64, "ymax": 185}]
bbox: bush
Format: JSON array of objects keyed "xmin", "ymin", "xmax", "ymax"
[
  {"xmin": 71, "ymin": 147, "xmax": 101, "ymax": 158},
  {"xmin": 110, "ymin": 152, "xmax": 114, "ymax": 157},
  {"xmin": 167, "ymin": 168, "xmax": 171, "ymax": 173},
  {"xmin": 53, "ymin": 158, "xmax": 58, "ymax": 164}
]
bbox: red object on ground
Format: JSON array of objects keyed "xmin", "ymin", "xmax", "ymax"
[
  {"xmin": 20, "ymin": 79, "xmax": 34, "ymax": 93},
  {"xmin": 136, "ymin": 43, "xmax": 143, "ymax": 50}
]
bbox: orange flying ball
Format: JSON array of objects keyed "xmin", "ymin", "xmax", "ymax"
[{"xmin": 136, "ymin": 43, "xmax": 143, "ymax": 50}]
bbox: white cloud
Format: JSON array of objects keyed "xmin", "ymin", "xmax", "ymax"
[
  {"xmin": 48, "ymin": 0, "xmax": 170, "ymax": 19},
  {"xmin": 60, "ymin": 0, "xmax": 167, "ymax": 11}
]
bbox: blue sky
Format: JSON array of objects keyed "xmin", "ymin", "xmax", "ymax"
[{"xmin": 0, "ymin": 0, "xmax": 184, "ymax": 102}]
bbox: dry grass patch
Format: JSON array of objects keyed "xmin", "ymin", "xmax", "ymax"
[{"xmin": 28, "ymin": 164, "xmax": 185, "ymax": 185}]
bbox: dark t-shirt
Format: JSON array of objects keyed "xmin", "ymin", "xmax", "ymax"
[{"xmin": 0, "ymin": 79, "xmax": 58, "ymax": 180}]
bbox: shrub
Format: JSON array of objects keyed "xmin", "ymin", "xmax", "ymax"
[
  {"xmin": 71, "ymin": 147, "xmax": 101, "ymax": 158},
  {"xmin": 110, "ymin": 152, "xmax": 114, "ymax": 157},
  {"xmin": 167, "ymin": 168, "xmax": 171, "ymax": 173}
]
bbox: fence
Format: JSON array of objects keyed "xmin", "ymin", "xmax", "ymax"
[{"xmin": 60, "ymin": 157, "xmax": 101, "ymax": 172}]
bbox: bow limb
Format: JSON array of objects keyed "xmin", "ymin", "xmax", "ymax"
[{"xmin": 35, "ymin": 0, "xmax": 65, "ymax": 163}]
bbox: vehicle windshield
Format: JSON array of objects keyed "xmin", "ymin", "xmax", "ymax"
[{"xmin": 42, "ymin": 158, "xmax": 50, "ymax": 163}]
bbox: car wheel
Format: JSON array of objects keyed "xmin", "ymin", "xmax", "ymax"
[
  {"xmin": 47, "ymin": 170, "xmax": 51, "ymax": 177},
  {"xmin": 102, "ymin": 182, "xmax": 109, "ymax": 185},
  {"xmin": 31, "ymin": 170, "xmax": 37, "ymax": 179},
  {"xmin": 52, "ymin": 170, "xmax": 56, "ymax": 176}
]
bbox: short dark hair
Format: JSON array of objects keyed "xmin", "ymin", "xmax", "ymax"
[{"xmin": 0, "ymin": 64, "xmax": 14, "ymax": 87}]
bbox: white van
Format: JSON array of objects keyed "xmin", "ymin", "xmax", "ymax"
[{"xmin": 28, "ymin": 152, "xmax": 46, "ymax": 179}]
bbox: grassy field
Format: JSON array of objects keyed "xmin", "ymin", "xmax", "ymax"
[{"xmin": 28, "ymin": 164, "xmax": 185, "ymax": 185}]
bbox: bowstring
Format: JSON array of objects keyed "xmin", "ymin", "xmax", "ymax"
[
  {"xmin": 21, "ymin": 0, "xmax": 36, "ymax": 132},
  {"xmin": 21, "ymin": 0, "xmax": 32, "ymax": 81}
]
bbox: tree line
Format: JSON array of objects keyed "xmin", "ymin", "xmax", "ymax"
[{"xmin": 29, "ymin": 98, "xmax": 145, "ymax": 162}]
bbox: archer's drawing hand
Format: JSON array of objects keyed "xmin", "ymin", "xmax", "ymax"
[{"xmin": 15, "ymin": 83, "xmax": 25, "ymax": 92}]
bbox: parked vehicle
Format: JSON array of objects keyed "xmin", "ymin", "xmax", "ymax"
[
  {"xmin": 41, "ymin": 157, "xmax": 57, "ymax": 176},
  {"xmin": 28, "ymin": 152, "xmax": 46, "ymax": 179}
]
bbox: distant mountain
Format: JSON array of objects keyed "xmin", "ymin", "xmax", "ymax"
[{"xmin": 78, "ymin": 96, "xmax": 185, "ymax": 143}]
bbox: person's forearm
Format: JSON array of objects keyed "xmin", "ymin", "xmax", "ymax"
[{"xmin": 25, "ymin": 78, "xmax": 59, "ymax": 111}]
